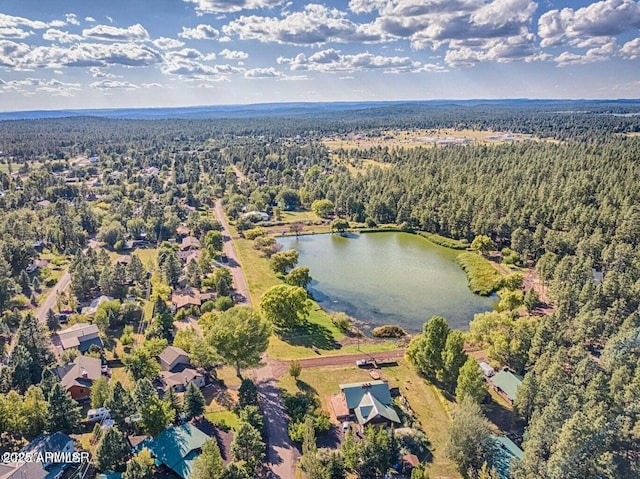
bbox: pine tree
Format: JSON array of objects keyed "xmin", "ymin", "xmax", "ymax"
[
  {"xmin": 191, "ymin": 438, "xmax": 224, "ymax": 479},
  {"xmin": 46, "ymin": 309, "xmax": 60, "ymax": 332},
  {"xmin": 47, "ymin": 382, "xmax": 82, "ymax": 433},
  {"xmin": 183, "ymin": 382, "xmax": 205, "ymax": 419},
  {"xmin": 105, "ymin": 381, "xmax": 135, "ymax": 426},
  {"xmin": 231, "ymin": 421, "xmax": 265, "ymax": 473},
  {"xmin": 95, "ymin": 425, "xmax": 128, "ymax": 472}
]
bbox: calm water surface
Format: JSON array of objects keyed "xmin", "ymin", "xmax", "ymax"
[{"xmin": 278, "ymin": 232, "xmax": 495, "ymax": 332}]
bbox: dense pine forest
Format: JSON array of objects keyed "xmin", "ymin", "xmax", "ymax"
[{"xmin": 0, "ymin": 103, "xmax": 639, "ymax": 478}]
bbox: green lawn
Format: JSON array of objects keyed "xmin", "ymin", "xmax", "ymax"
[
  {"xmin": 234, "ymin": 237, "xmax": 280, "ymax": 305},
  {"xmin": 278, "ymin": 360, "xmax": 461, "ymax": 479},
  {"xmin": 205, "ymin": 409, "xmax": 240, "ymax": 431}
]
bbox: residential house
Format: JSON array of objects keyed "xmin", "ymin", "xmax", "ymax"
[
  {"xmin": 241, "ymin": 210, "xmax": 270, "ymax": 222},
  {"xmin": 178, "ymin": 250, "xmax": 201, "ymax": 263},
  {"xmin": 134, "ymin": 423, "xmax": 210, "ymax": 479},
  {"xmin": 332, "ymin": 380, "xmax": 400, "ymax": 427},
  {"xmin": 157, "ymin": 346, "xmax": 205, "ymax": 393},
  {"xmin": 176, "ymin": 224, "xmax": 190, "ymax": 238},
  {"xmin": 55, "ymin": 355, "xmax": 103, "ymax": 400},
  {"xmin": 20, "ymin": 433, "xmax": 75, "ymax": 479},
  {"xmin": 172, "ymin": 288, "xmax": 201, "ymax": 310},
  {"xmin": 159, "ymin": 346, "xmax": 190, "ymax": 372},
  {"xmin": 114, "ymin": 255, "xmax": 131, "ymax": 265},
  {"xmin": 491, "ymin": 435, "xmax": 523, "ymax": 479},
  {"xmin": 0, "ymin": 462, "xmax": 46, "ymax": 479},
  {"xmin": 488, "ymin": 368, "xmax": 523, "ymax": 405},
  {"xmin": 80, "ymin": 295, "xmax": 114, "ymax": 316},
  {"xmin": 26, "ymin": 258, "xmax": 50, "ymax": 274},
  {"xmin": 56, "ymin": 323, "xmax": 104, "ymax": 352},
  {"xmin": 180, "ymin": 236, "xmax": 201, "ymax": 251}
]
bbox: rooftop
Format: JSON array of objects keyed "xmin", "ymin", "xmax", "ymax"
[
  {"xmin": 489, "ymin": 369, "xmax": 523, "ymax": 403},
  {"xmin": 491, "ymin": 435, "xmax": 523, "ymax": 479},
  {"xmin": 136, "ymin": 423, "xmax": 210, "ymax": 479},
  {"xmin": 56, "ymin": 355, "xmax": 102, "ymax": 391}
]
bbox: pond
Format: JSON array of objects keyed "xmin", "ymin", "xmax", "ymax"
[{"xmin": 278, "ymin": 232, "xmax": 495, "ymax": 333}]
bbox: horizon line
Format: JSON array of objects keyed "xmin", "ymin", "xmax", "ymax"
[{"xmin": 1, "ymin": 97, "xmax": 639, "ymax": 115}]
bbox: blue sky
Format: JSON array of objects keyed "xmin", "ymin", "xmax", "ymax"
[{"xmin": 0, "ymin": 0, "xmax": 639, "ymax": 110}]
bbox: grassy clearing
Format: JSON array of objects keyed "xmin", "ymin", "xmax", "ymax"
[
  {"xmin": 456, "ymin": 252, "xmax": 502, "ymax": 295},
  {"xmin": 278, "ymin": 360, "xmax": 461, "ymax": 478},
  {"xmin": 234, "ymin": 237, "xmax": 280, "ymax": 305},
  {"xmin": 205, "ymin": 409, "xmax": 240, "ymax": 431},
  {"xmin": 418, "ymin": 232, "xmax": 469, "ymax": 250}
]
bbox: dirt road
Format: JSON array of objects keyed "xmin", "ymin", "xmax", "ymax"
[
  {"xmin": 214, "ymin": 200, "xmax": 252, "ymax": 306},
  {"xmin": 255, "ymin": 361, "xmax": 299, "ymax": 479},
  {"xmin": 266, "ymin": 349, "xmax": 406, "ymax": 378},
  {"xmin": 36, "ymin": 270, "xmax": 71, "ymax": 323}
]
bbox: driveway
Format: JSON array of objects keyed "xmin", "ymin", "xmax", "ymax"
[
  {"xmin": 255, "ymin": 361, "xmax": 299, "ymax": 479},
  {"xmin": 214, "ymin": 200, "xmax": 252, "ymax": 306},
  {"xmin": 35, "ymin": 270, "xmax": 71, "ymax": 324}
]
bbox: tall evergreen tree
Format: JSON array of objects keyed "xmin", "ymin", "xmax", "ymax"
[
  {"xmin": 47, "ymin": 382, "xmax": 82, "ymax": 434},
  {"xmin": 183, "ymin": 382, "xmax": 205, "ymax": 419}
]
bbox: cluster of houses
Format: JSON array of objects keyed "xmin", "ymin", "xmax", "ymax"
[{"xmin": 326, "ymin": 367, "xmax": 524, "ymax": 479}]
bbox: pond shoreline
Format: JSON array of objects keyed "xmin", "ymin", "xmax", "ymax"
[{"xmin": 278, "ymin": 231, "xmax": 496, "ymax": 332}]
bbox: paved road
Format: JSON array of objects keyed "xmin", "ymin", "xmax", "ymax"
[
  {"xmin": 213, "ymin": 200, "xmax": 252, "ymax": 306},
  {"xmin": 36, "ymin": 270, "xmax": 71, "ymax": 323},
  {"xmin": 255, "ymin": 361, "xmax": 299, "ymax": 479}
]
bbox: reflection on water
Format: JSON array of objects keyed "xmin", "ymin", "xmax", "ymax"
[{"xmin": 278, "ymin": 232, "xmax": 495, "ymax": 333}]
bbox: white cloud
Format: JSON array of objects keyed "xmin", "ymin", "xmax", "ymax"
[
  {"xmin": 90, "ymin": 80, "xmax": 139, "ymax": 90},
  {"xmin": 278, "ymin": 48, "xmax": 420, "ymax": 72},
  {"xmin": 244, "ymin": 67, "xmax": 283, "ymax": 78},
  {"xmin": 153, "ymin": 37, "xmax": 185, "ymax": 50},
  {"xmin": 85, "ymin": 17, "xmax": 96, "ymax": 23},
  {"xmin": 619, "ymin": 37, "xmax": 640, "ymax": 59},
  {"xmin": 179, "ymin": 24, "xmax": 220, "ymax": 40},
  {"xmin": 0, "ymin": 40, "xmax": 31, "ymax": 67},
  {"xmin": 184, "ymin": 0, "xmax": 283, "ymax": 14},
  {"xmin": 1, "ymin": 42, "xmax": 162, "ymax": 69},
  {"xmin": 223, "ymin": 4, "xmax": 381, "ymax": 45},
  {"xmin": 219, "ymin": 48, "xmax": 248, "ymax": 59},
  {"xmin": 1, "ymin": 77, "xmax": 81, "ymax": 96},
  {"xmin": 43, "ymin": 29, "xmax": 84, "ymax": 44},
  {"xmin": 539, "ymin": 0, "xmax": 640, "ymax": 47},
  {"xmin": 65, "ymin": 13, "xmax": 80, "ymax": 26},
  {"xmin": 89, "ymin": 66, "xmax": 119, "ymax": 78},
  {"xmin": 0, "ymin": 13, "xmax": 48, "ymax": 30},
  {"xmin": 555, "ymin": 39, "xmax": 617, "ymax": 65},
  {"xmin": 0, "ymin": 27, "xmax": 33, "ymax": 39},
  {"xmin": 164, "ymin": 47, "xmax": 216, "ymax": 61},
  {"xmin": 83, "ymin": 24, "xmax": 150, "ymax": 42}
]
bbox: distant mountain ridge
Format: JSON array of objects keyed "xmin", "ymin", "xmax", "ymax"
[{"xmin": 1, "ymin": 99, "xmax": 639, "ymax": 121}]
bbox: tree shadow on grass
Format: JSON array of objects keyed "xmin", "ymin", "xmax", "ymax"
[
  {"xmin": 294, "ymin": 379, "xmax": 318, "ymax": 396},
  {"xmin": 482, "ymin": 398, "xmax": 525, "ymax": 436},
  {"xmin": 279, "ymin": 321, "xmax": 340, "ymax": 351}
]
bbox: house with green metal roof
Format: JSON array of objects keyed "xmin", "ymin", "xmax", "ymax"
[
  {"xmin": 334, "ymin": 380, "xmax": 400, "ymax": 427},
  {"xmin": 490, "ymin": 435, "xmax": 523, "ymax": 479},
  {"xmin": 134, "ymin": 423, "xmax": 210, "ymax": 479},
  {"xmin": 488, "ymin": 369, "xmax": 523, "ymax": 404}
]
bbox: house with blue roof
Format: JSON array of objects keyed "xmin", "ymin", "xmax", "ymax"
[
  {"xmin": 490, "ymin": 435, "xmax": 523, "ymax": 479},
  {"xmin": 332, "ymin": 380, "xmax": 400, "ymax": 427},
  {"xmin": 134, "ymin": 423, "xmax": 210, "ymax": 479}
]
